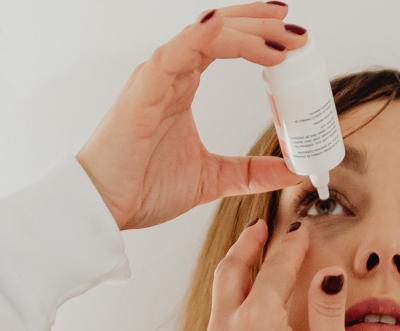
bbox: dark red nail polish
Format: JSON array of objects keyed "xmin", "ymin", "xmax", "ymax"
[
  {"xmin": 200, "ymin": 9, "xmax": 216, "ymax": 24},
  {"xmin": 266, "ymin": 1, "xmax": 288, "ymax": 7},
  {"xmin": 285, "ymin": 24, "xmax": 307, "ymax": 35},
  {"xmin": 246, "ymin": 218, "xmax": 260, "ymax": 228},
  {"xmin": 287, "ymin": 221, "xmax": 302, "ymax": 233},
  {"xmin": 265, "ymin": 40, "xmax": 286, "ymax": 52},
  {"xmin": 321, "ymin": 274, "xmax": 344, "ymax": 295}
]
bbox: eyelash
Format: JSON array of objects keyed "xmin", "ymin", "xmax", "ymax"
[{"xmin": 293, "ymin": 187, "xmax": 355, "ymax": 219}]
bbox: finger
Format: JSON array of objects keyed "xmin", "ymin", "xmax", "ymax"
[
  {"xmin": 204, "ymin": 23, "xmax": 304, "ymax": 66},
  {"xmin": 224, "ymin": 17, "xmax": 307, "ymax": 50},
  {"xmin": 127, "ymin": 9, "xmax": 224, "ymax": 108},
  {"xmin": 246, "ymin": 221, "xmax": 309, "ymax": 305},
  {"xmin": 200, "ymin": 154, "xmax": 305, "ymax": 204},
  {"xmin": 218, "ymin": 1, "xmax": 288, "ymax": 19},
  {"xmin": 133, "ymin": 9, "xmax": 308, "ymax": 108},
  {"xmin": 308, "ymin": 266, "xmax": 347, "ymax": 331},
  {"xmin": 211, "ymin": 218, "xmax": 268, "ymax": 314},
  {"xmin": 158, "ymin": 0, "xmax": 291, "ymax": 77}
]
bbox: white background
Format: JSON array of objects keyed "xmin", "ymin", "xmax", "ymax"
[{"xmin": 1, "ymin": 0, "xmax": 399, "ymax": 330}]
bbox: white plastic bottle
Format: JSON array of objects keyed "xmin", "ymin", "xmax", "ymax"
[{"xmin": 262, "ymin": 32, "xmax": 345, "ymax": 200}]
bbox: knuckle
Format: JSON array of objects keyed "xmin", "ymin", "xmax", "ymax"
[
  {"xmin": 150, "ymin": 45, "xmax": 164, "ymax": 64},
  {"xmin": 132, "ymin": 61, "xmax": 146, "ymax": 76},
  {"xmin": 182, "ymin": 23, "xmax": 193, "ymax": 32},
  {"xmin": 148, "ymin": 45, "xmax": 177, "ymax": 76},
  {"xmin": 310, "ymin": 299, "xmax": 344, "ymax": 318},
  {"xmin": 214, "ymin": 255, "xmax": 241, "ymax": 277}
]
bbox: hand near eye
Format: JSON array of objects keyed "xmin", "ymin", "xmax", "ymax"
[
  {"xmin": 207, "ymin": 219, "xmax": 347, "ymax": 331},
  {"xmin": 75, "ymin": 2, "xmax": 307, "ymax": 230}
]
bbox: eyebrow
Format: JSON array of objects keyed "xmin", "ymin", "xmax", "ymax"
[{"xmin": 338, "ymin": 144, "xmax": 368, "ymax": 175}]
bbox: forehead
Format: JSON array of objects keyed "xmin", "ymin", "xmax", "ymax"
[{"xmin": 339, "ymin": 99, "xmax": 400, "ymax": 164}]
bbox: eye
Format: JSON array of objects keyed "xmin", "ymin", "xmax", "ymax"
[
  {"xmin": 307, "ymin": 197, "xmax": 344, "ymax": 217},
  {"xmin": 293, "ymin": 188, "xmax": 354, "ymax": 219}
]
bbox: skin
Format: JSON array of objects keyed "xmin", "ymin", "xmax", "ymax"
[
  {"xmin": 208, "ymin": 99, "xmax": 398, "ymax": 330},
  {"xmin": 74, "ymin": 2, "xmax": 381, "ymax": 328},
  {"xmin": 75, "ymin": 2, "xmax": 307, "ymax": 230},
  {"xmin": 271, "ymin": 98, "xmax": 400, "ymax": 330}
]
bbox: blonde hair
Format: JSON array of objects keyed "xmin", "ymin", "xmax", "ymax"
[{"xmin": 177, "ymin": 66, "xmax": 400, "ymax": 331}]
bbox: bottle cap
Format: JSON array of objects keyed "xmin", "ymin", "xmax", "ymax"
[{"xmin": 262, "ymin": 32, "xmax": 324, "ymax": 90}]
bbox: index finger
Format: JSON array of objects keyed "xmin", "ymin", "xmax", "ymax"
[
  {"xmin": 211, "ymin": 218, "xmax": 268, "ymax": 314},
  {"xmin": 154, "ymin": 0, "xmax": 289, "ymax": 72},
  {"xmin": 217, "ymin": 1, "xmax": 288, "ymax": 19},
  {"xmin": 148, "ymin": 1, "xmax": 290, "ymax": 78},
  {"xmin": 246, "ymin": 221, "xmax": 310, "ymax": 305}
]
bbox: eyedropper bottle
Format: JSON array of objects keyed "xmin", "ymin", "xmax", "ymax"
[{"xmin": 262, "ymin": 32, "xmax": 345, "ymax": 200}]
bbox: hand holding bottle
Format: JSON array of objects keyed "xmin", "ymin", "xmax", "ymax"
[{"xmin": 76, "ymin": 2, "xmax": 308, "ymax": 230}]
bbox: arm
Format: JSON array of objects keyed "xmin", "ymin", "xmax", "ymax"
[{"xmin": 0, "ymin": 153, "xmax": 131, "ymax": 330}]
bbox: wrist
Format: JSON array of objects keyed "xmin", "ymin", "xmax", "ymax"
[{"xmin": 75, "ymin": 153, "xmax": 127, "ymax": 230}]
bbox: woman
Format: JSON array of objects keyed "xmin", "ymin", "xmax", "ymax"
[
  {"xmin": 2, "ymin": 1, "xmax": 397, "ymax": 330},
  {"xmin": 78, "ymin": 2, "xmax": 400, "ymax": 329},
  {"xmin": 1, "ymin": 2, "xmax": 309, "ymax": 329},
  {"xmin": 178, "ymin": 68, "xmax": 400, "ymax": 330}
]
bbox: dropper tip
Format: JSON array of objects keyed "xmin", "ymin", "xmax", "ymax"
[{"xmin": 317, "ymin": 186, "xmax": 330, "ymax": 200}]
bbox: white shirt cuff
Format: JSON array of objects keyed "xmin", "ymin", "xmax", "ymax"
[{"xmin": 0, "ymin": 153, "xmax": 131, "ymax": 330}]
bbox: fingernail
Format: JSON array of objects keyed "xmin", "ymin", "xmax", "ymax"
[
  {"xmin": 321, "ymin": 274, "xmax": 344, "ymax": 295},
  {"xmin": 266, "ymin": 1, "xmax": 288, "ymax": 7},
  {"xmin": 200, "ymin": 9, "xmax": 216, "ymax": 24},
  {"xmin": 285, "ymin": 24, "xmax": 307, "ymax": 35},
  {"xmin": 246, "ymin": 218, "xmax": 260, "ymax": 228},
  {"xmin": 287, "ymin": 221, "xmax": 302, "ymax": 233},
  {"xmin": 265, "ymin": 40, "xmax": 286, "ymax": 52}
]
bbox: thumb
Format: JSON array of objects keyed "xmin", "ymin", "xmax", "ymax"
[
  {"xmin": 202, "ymin": 154, "xmax": 304, "ymax": 203},
  {"xmin": 308, "ymin": 266, "xmax": 347, "ymax": 331}
]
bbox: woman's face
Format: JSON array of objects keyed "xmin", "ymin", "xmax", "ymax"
[{"xmin": 268, "ymin": 98, "xmax": 400, "ymax": 330}]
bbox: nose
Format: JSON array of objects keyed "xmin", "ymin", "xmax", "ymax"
[
  {"xmin": 354, "ymin": 240, "xmax": 400, "ymax": 277},
  {"xmin": 352, "ymin": 206, "xmax": 400, "ymax": 277},
  {"xmin": 364, "ymin": 252, "xmax": 400, "ymax": 272}
]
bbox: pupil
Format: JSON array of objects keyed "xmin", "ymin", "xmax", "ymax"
[{"xmin": 315, "ymin": 198, "xmax": 335, "ymax": 215}]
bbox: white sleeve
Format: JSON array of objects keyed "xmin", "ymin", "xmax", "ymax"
[{"xmin": 0, "ymin": 153, "xmax": 131, "ymax": 331}]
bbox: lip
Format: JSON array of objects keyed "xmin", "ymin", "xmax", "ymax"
[
  {"xmin": 347, "ymin": 325, "xmax": 400, "ymax": 330},
  {"xmin": 345, "ymin": 297, "xmax": 400, "ymax": 329}
]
